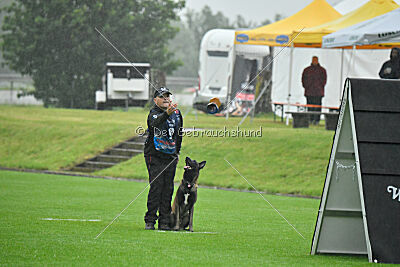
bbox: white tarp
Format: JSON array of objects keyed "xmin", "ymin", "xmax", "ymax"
[
  {"xmin": 271, "ymin": 47, "xmax": 390, "ymax": 111},
  {"xmin": 333, "ymin": 0, "xmax": 400, "ymax": 14},
  {"xmin": 323, "ymin": 8, "xmax": 400, "ymax": 48},
  {"xmin": 333, "ymin": 0, "xmax": 370, "ymax": 14}
]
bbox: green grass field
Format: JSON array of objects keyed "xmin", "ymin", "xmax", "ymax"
[
  {"xmin": 0, "ymin": 105, "xmax": 144, "ymax": 170},
  {"xmin": 0, "ymin": 105, "xmax": 334, "ymax": 196},
  {"xmin": 0, "ymin": 170, "xmax": 371, "ymax": 266}
]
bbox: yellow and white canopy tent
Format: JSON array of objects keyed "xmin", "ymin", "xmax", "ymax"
[
  {"xmin": 278, "ymin": 0, "xmax": 399, "ymax": 111},
  {"xmin": 322, "ymin": 8, "xmax": 400, "ymax": 48},
  {"xmin": 246, "ymin": 0, "xmax": 399, "ymax": 113},
  {"xmin": 232, "ymin": 0, "xmax": 342, "ymax": 116},
  {"xmin": 292, "ymin": 0, "xmax": 400, "ymax": 48},
  {"xmin": 234, "ymin": 0, "xmax": 341, "ymax": 46}
]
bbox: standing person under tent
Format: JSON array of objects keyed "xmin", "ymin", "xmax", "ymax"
[
  {"xmin": 379, "ymin": 47, "xmax": 400, "ymax": 79},
  {"xmin": 301, "ymin": 56, "xmax": 327, "ymax": 125}
]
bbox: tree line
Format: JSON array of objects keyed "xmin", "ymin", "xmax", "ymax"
[
  {"xmin": 1, "ymin": 0, "xmax": 184, "ymax": 108},
  {"xmin": 0, "ymin": 1, "xmax": 282, "ymax": 108},
  {"xmin": 169, "ymin": 5, "xmax": 283, "ymax": 77}
]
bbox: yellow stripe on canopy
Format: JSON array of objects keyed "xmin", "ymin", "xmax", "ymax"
[
  {"xmin": 292, "ymin": 0, "xmax": 400, "ymax": 47},
  {"xmin": 234, "ymin": 0, "xmax": 341, "ymax": 46}
]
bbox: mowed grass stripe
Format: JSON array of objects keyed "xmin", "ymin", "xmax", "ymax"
[
  {"xmin": 0, "ymin": 105, "xmax": 142, "ymax": 170},
  {"xmin": 0, "ymin": 106, "xmax": 334, "ymax": 196},
  {"xmin": 0, "ymin": 170, "xmax": 368, "ymax": 265},
  {"xmin": 97, "ymin": 124, "xmax": 333, "ymax": 196}
]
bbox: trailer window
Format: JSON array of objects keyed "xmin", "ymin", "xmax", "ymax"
[
  {"xmin": 207, "ymin": 51, "xmax": 229, "ymax": 57},
  {"xmin": 109, "ymin": 66, "xmax": 148, "ymax": 79}
]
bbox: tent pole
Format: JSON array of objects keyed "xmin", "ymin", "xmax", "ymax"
[
  {"xmin": 344, "ymin": 45, "xmax": 356, "ymax": 83},
  {"xmin": 349, "ymin": 45, "xmax": 356, "ymax": 77},
  {"xmin": 225, "ymin": 44, "xmax": 236, "ymax": 120},
  {"xmin": 352, "ymin": 45, "xmax": 356, "ymax": 70},
  {"xmin": 286, "ymin": 43, "xmax": 294, "ymax": 126},
  {"xmin": 238, "ymin": 79, "xmax": 271, "ymax": 126},
  {"xmin": 287, "ymin": 43, "xmax": 294, "ymax": 105},
  {"xmin": 340, "ymin": 48, "xmax": 344, "ymax": 103}
]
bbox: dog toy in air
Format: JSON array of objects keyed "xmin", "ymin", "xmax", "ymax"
[{"xmin": 207, "ymin": 97, "xmax": 221, "ymax": 114}]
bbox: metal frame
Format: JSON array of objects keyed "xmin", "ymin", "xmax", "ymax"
[
  {"xmin": 348, "ymin": 84, "xmax": 372, "ymax": 262},
  {"xmin": 311, "ymin": 80, "xmax": 372, "ymax": 261}
]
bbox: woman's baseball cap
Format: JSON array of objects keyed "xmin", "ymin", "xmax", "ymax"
[{"xmin": 154, "ymin": 87, "xmax": 172, "ymax": 98}]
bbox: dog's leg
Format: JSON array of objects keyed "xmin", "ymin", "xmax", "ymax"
[
  {"xmin": 188, "ymin": 206, "xmax": 194, "ymax": 232},
  {"xmin": 170, "ymin": 196, "xmax": 177, "ymax": 228},
  {"xmin": 174, "ymin": 205, "xmax": 180, "ymax": 231}
]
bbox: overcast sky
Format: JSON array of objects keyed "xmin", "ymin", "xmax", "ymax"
[{"xmin": 183, "ymin": 0, "xmax": 343, "ymax": 24}]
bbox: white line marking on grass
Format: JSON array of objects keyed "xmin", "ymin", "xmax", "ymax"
[
  {"xmin": 94, "ymin": 157, "xmax": 178, "ymax": 240},
  {"xmin": 42, "ymin": 218, "xmax": 101, "ymax": 222},
  {"xmin": 158, "ymin": 231, "xmax": 218, "ymax": 234},
  {"xmin": 224, "ymin": 158, "xmax": 306, "ymax": 240},
  {"xmin": 87, "ymin": 31, "xmax": 179, "ymax": 238}
]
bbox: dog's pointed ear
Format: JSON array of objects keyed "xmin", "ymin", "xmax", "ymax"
[
  {"xmin": 199, "ymin": 161, "xmax": 206, "ymax": 169},
  {"xmin": 185, "ymin": 157, "xmax": 191, "ymax": 163}
]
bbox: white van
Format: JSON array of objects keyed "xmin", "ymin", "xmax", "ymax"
[
  {"xmin": 193, "ymin": 29, "xmax": 270, "ymax": 113},
  {"xmin": 193, "ymin": 29, "xmax": 235, "ymax": 112}
]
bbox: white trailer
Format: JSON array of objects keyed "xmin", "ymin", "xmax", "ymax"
[
  {"xmin": 96, "ymin": 62, "xmax": 151, "ymax": 109},
  {"xmin": 193, "ymin": 29, "xmax": 269, "ymax": 112},
  {"xmin": 193, "ymin": 29, "xmax": 235, "ymax": 111}
]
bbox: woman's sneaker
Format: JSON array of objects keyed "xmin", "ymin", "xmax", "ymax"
[{"xmin": 158, "ymin": 224, "xmax": 171, "ymax": 231}]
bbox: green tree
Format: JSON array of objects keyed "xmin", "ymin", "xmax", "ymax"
[
  {"xmin": 274, "ymin": 13, "xmax": 284, "ymax": 22},
  {"xmin": 185, "ymin": 6, "xmax": 232, "ymax": 52},
  {"xmin": 233, "ymin": 15, "xmax": 256, "ymax": 29},
  {"xmin": 260, "ymin": 18, "xmax": 272, "ymax": 26},
  {"xmin": 169, "ymin": 6, "xmax": 284, "ymax": 78},
  {"xmin": 168, "ymin": 20, "xmax": 197, "ymax": 77},
  {"xmin": 0, "ymin": 0, "xmax": 14, "ymax": 74},
  {"xmin": 259, "ymin": 13, "xmax": 284, "ymax": 27},
  {"xmin": 1, "ymin": 0, "xmax": 184, "ymax": 108},
  {"xmin": 170, "ymin": 5, "xmax": 233, "ymax": 77}
]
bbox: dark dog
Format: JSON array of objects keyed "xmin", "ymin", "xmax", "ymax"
[{"xmin": 170, "ymin": 157, "xmax": 206, "ymax": 231}]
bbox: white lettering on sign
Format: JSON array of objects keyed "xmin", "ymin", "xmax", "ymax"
[{"xmin": 387, "ymin": 186, "xmax": 400, "ymax": 201}]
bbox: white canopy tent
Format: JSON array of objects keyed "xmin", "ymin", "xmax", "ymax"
[
  {"xmin": 322, "ymin": 8, "xmax": 400, "ymax": 48},
  {"xmin": 271, "ymin": 48, "xmax": 389, "ymax": 109},
  {"xmin": 271, "ymin": 1, "xmax": 398, "ymax": 115}
]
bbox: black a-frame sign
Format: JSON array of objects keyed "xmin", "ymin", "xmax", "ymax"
[{"xmin": 311, "ymin": 78, "xmax": 400, "ymax": 264}]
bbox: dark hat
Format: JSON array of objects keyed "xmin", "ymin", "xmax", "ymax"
[{"xmin": 153, "ymin": 87, "xmax": 172, "ymax": 98}]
